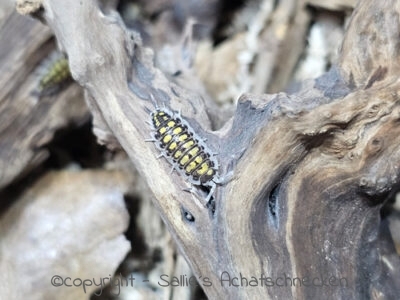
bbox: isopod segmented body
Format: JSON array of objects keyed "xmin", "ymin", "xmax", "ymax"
[
  {"xmin": 33, "ymin": 51, "xmax": 72, "ymax": 96},
  {"xmin": 150, "ymin": 109, "xmax": 219, "ymax": 201}
]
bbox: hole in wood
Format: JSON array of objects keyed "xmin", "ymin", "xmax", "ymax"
[
  {"xmin": 182, "ymin": 207, "xmax": 195, "ymax": 222},
  {"xmin": 268, "ymin": 182, "xmax": 281, "ymax": 225}
]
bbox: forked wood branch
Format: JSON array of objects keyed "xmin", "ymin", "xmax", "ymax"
[{"xmin": 16, "ymin": 0, "xmax": 400, "ymax": 298}]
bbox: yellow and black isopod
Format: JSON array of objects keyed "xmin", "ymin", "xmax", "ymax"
[
  {"xmin": 33, "ymin": 51, "xmax": 72, "ymax": 96},
  {"xmin": 149, "ymin": 109, "xmax": 219, "ymax": 202}
]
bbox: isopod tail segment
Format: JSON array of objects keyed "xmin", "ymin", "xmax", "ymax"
[
  {"xmin": 203, "ymin": 171, "xmax": 234, "ymax": 203},
  {"xmin": 183, "ymin": 168, "xmax": 234, "ymax": 206}
]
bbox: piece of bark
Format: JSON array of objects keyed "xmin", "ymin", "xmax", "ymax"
[
  {"xmin": 115, "ymin": 160, "xmax": 199, "ymax": 300},
  {"xmin": 0, "ymin": 10, "xmax": 89, "ymax": 190},
  {"xmin": 293, "ymin": 11, "xmax": 345, "ymax": 83},
  {"xmin": 0, "ymin": 169, "xmax": 131, "ymax": 300},
  {"xmin": 16, "ymin": 0, "xmax": 400, "ymax": 299},
  {"xmin": 254, "ymin": 0, "xmax": 310, "ymax": 94},
  {"xmin": 339, "ymin": 0, "xmax": 400, "ymax": 89},
  {"xmin": 194, "ymin": 0, "xmax": 311, "ymax": 103},
  {"xmin": 135, "ymin": 0, "xmax": 220, "ymax": 41}
]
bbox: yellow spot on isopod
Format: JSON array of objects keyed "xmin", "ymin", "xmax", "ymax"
[
  {"xmin": 182, "ymin": 140, "xmax": 194, "ymax": 149},
  {"xmin": 179, "ymin": 155, "xmax": 190, "ymax": 165},
  {"xmin": 196, "ymin": 163, "xmax": 209, "ymax": 175},
  {"xmin": 159, "ymin": 127, "xmax": 167, "ymax": 134},
  {"xmin": 163, "ymin": 135, "xmax": 172, "ymax": 143},
  {"xmin": 174, "ymin": 151, "xmax": 182, "ymax": 158},
  {"xmin": 173, "ymin": 127, "xmax": 182, "ymax": 135},
  {"xmin": 185, "ymin": 161, "xmax": 198, "ymax": 172},
  {"xmin": 168, "ymin": 142, "xmax": 177, "ymax": 150},
  {"xmin": 188, "ymin": 147, "xmax": 199, "ymax": 156},
  {"xmin": 179, "ymin": 134, "xmax": 188, "ymax": 142},
  {"xmin": 167, "ymin": 121, "xmax": 175, "ymax": 127}
]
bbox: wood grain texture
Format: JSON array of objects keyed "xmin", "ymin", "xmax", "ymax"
[
  {"xmin": 14, "ymin": 0, "xmax": 400, "ymax": 299},
  {"xmin": 0, "ymin": 10, "xmax": 88, "ymax": 190},
  {"xmin": 0, "ymin": 170, "xmax": 131, "ymax": 300}
]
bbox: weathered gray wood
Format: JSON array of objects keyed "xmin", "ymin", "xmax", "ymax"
[
  {"xmin": 194, "ymin": 0, "xmax": 312, "ymax": 102},
  {"xmin": 306, "ymin": 0, "xmax": 356, "ymax": 11},
  {"xmin": 15, "ymin": 0, "xmax": 400, "ymax": 299},
  {"xmin": 0, "ymin": 10, "xmax": 88, "ymax": 190},
  {"xmin": 0, "ymin": 169, "xmax": 131, "ymax": 300}
]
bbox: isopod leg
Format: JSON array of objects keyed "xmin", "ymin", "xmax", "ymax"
[{"xmin": 205, "ymin": 183, "xmax": 216, "ymax": 203}]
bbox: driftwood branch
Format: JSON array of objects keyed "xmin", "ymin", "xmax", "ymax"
[{"xmin": 15, "ymin": 0, "xmax": 400, "ymax": 298}]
